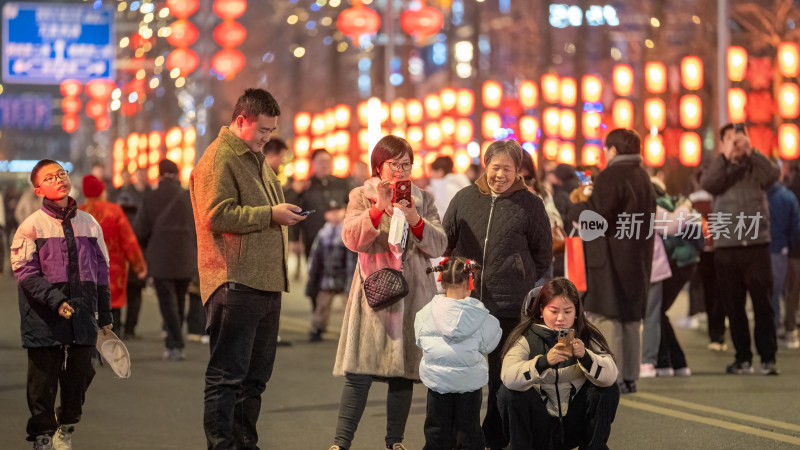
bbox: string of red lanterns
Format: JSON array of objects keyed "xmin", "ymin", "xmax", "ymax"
[
  {"xmin": 165, "ymin": 0, "xmax": 200, "ymax": 77},
  {"xmin": 212, "ymin": 0, "xmax": 247, "ymax": 79}
]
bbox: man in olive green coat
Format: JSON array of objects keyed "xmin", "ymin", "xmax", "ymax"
[{"xmin": 190, "ymin": 88, "xmax": 307, "ymax": 450}]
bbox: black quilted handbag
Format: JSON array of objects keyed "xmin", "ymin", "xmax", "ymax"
[{"xmin": 363, "ymin": 268, "xmax": 409, "ymax": 309}]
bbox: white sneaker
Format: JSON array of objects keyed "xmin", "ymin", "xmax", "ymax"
[
  {"xmin": 656, "ymin": 367, "xmax": 675, "ymax": 377},
  {"xmin": 707, "ymin": 342, "xmax": 728, "ymax": 352},
  {"xmin": 640, "ymin": 363, "xmax": 657, "ymax": 378},
  {"xmin": 783, "ymin": 330, "xmax": 800, "ymax": 349},
  {"xmin": 52, "ymin": 425, "xmax": 73, "ymax": 450},
  {"xmin": 33, "ymin": 435, "xmax": 53, "ymax": 450},
  {"xmin": 675, "ymin": 367, "xmax": 692, "ymax": 377},
  {"xmin": 200, "ymin": 335, "xmax": 210, "ymax": 344}
]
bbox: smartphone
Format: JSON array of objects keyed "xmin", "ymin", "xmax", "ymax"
[
  {"xmin": 392, "ymin": 180, "xmax": 412, "ymax": 205},
  {"xmin": 733, "ymin": 122, "xmax": 746, "ymax": 134},
  {"xmin": 575, "ymin": 170, "xmax": 592, "ymax": 186},
  {"xmin": 292, "ymin": 209, "xmax": 315, "ymax": 216},
  {"xmin": 558, "ymin": 328, "xmax": 574, "ymax": 355}
]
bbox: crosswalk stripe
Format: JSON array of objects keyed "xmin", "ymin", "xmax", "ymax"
[
  {"xmin": 632, "ymin": 392, "xmax": 800, "ymax": 433},
  {"xmin": 620, "ymin": 399, "xmax": 800, "ymax": 446}
]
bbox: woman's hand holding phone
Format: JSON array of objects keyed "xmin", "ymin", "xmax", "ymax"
[
  {"xmin": 393, "ymin": 197, "xmax": 420, "ymax": 225},
  {"xmin": 375, "ymin": 180, "xmax": 394, "ymax": 213},
  {"xmin": 571, "ymin": 338, "xmax": 585, "ymax": 358},
  {"xmin": 546, "ymin": 343, "xmax": 573, "ymax": 366}
]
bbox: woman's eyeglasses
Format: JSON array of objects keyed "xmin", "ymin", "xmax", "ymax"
[
  {"xmin": 385, "ymin": 161, "xmax": 412, "ymax": 172},
  {"xmin": 38, "ymin": 170, "xmax": 69, "ymax": 187}
]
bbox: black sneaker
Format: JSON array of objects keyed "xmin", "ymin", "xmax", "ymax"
[
  {"xmin": 760, "ymin": 361, "xmax": 779, "ymax": 375},
  {"xmin": 726, "ymin": 361, "xmax": 754, "ymax": 374},
  {"xmin": 618, "ymin": 380, "xmax": 637, "ymax": 394},
  {"xmin": 309, "ymin": 330, "xmax": 323, "ymax": 343}
]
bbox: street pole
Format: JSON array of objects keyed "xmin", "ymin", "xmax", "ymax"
[
  {"xmin": 717, "ymin": 0, "xmax": 729, "ymax": 129},
  {"xmin": 384, "ymin": 0, "xmax": 395, "ymax": 102}
]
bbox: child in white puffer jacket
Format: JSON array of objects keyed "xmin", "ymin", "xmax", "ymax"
[{"xmin": 414, "ymin": 257, "xmax": 502, "ymax": 450}]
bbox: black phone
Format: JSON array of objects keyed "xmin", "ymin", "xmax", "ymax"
[
  {"xmin": 733, "ymin": 123, "xmax": 746, "ymax": 134},
  {"xmin": 292, "ymin": 209, "xmax": 315, "ymax": 216}
]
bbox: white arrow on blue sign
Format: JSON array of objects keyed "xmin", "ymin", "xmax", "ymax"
[{"xmin": 2, "ymin": 2, "xmax": 115, "ymax": 84}]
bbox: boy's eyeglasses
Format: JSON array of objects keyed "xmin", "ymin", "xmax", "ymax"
[
  {"xmin": 385, "ymin": 161, "xmax": 412, "ymax": 172},
  {"xmin": 38, "ymin": 170, "xmax": 69, "ymax": 187}
]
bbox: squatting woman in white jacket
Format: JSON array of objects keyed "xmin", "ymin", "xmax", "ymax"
[{"xmin": 498, "ymin": 277, "xmax": 620, "ymax": 450}]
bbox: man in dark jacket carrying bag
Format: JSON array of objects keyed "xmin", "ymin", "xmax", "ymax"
[{"xmin": 568, "ymin": 129, "xmax": 656, "ymax": 394}]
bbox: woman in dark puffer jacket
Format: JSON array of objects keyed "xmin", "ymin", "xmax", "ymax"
[{"xmin": 442, "ymin": 139, "xmax": 552, "ymax": 449}]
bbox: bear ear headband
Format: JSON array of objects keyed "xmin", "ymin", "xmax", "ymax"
[{"xmin": 426, "ymin": 257, "xmax": 477, "ymax": 290}]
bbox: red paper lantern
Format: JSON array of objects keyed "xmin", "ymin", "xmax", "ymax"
[
  {"xmin": 518, "ymin": 81, "xmax": 538, "ymax": 109},
  {"xmin": 85, "ymin": 79, "xmax": 115, "ymax": 100},
  {"xmin": 778, "ymin": 83, "xmax": 800, "ymax": 119},
  {"xmin": 95, "ymin": 115, "xmax": 111, "ymax": 132},
  {"xmin": 212, "ymin": 48, "xmax": 246, "ymax": 79},
  {"xmin": 61, "ymin": 97, "xmax": 82, "ymax": 115},
  {"xmin": 779, "ymin": 124, "xmax": 800, "ymax": 159},
  {"xmin": 644, "ymin": 134, "xmax": 665, "ymax": 167},
  {"xmin": 212, "ymin": 0, "xmax": 247, "ymax": 20},
  {"xmin": 727, "ymin": 46, "xmax": 748, "ymax": 82},
  {"xmin": 747, "ymin": 91, "xmax": 774, "ymax": 124},
  {"xmin": 214, "ymin": 20, "xmax": 247, "ymax": 48},
  {"xmin": 679, "ymin": 132, "xmax": 702, "ymax": 167},
  {"xmin": 59, "ymin": 79, "xmax": 82, "ymax": 97},
  {"xmin": 748, "ymin": 58, "xmax": 774, "ymax": 90},
  {"xmin": 749, "ymin": 125, "xmax": 775, "ymax": 155},
  {"xmin": 455, "ymin": 89, "xmax": 475, "ymax": 116},
  {"xmin": 581, "ymin": 75, "xmax": 602, "ymax": 103},
  {"xmin": 400, "ymin": 2, "xmax": 444, "ymax": 40},
  {"xmin": 337, "ymin": 2, "xmax": 381, "ymax": 44},
  {"xmin": 681, "ymin": 56, "xmax": 704, "ymax": 90},
  {"xmin": 613, "ymin": 65, "xmax": 634, "ymax": 97},
  {"xmin": 62, "ymin": 114, "xmax": 80, "ymax": 133},
  {"xmin": 166, "ymin": 0, "xmax": 199, "ymax": 19},
  {"xmin": 166, "ymin": 48, "xmax": 200, "ymax": 76},
  {"xmin": 778, "ymin": 42, "xmax": 800, "ymax": 78},
  {"xmin": 85, "ymin": 99, "xmax": 107, "ymax": 119},
  {"xmin": 482, "ymin": 80, "xmax": 503, "ymax": 109},
  {"xmin": 167, "ymin": 20, "xmax": 199, "ymax": 47},
  {"xmin": 645, "ymin": 61, "xmax": 667, "ymax": 94}
]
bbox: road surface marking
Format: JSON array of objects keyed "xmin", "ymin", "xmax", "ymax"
[
  {"xmin": 633, "ymin": 392, "xmax": 800, "ymax": 433},
  {"xmin": 620, "ymin": 398, "xmax": 800, "ymax": 446}
]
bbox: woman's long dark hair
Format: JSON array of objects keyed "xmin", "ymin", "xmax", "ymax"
[{"xmin": 501, "ymin": 277, "xmax": 614, "ymax": 359}]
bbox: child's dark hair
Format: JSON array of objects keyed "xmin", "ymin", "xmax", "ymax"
[
  {"xmin": 30, "ymin": 159, "xmax": 61, "ymax": 187},
  {"xmin": 501, "ymin": 277, "xmax": 614, "ymax": 359},
  {"xmin": 426, "ymin": 256, "xmax": 481, "ymax": 288}
]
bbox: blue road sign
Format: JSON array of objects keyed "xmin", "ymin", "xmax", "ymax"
[{"xmin": 2, "ymin": 2, "xmax": 115, "ymax": 84}]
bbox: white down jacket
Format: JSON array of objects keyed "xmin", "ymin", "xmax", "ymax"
[
  {"xmin": 414, "ymin": 295, "xmax": 502, "ymax": 394},
  {"xmin": 501, "ymin": 324, "xmax": 618, "ymax": 418}
]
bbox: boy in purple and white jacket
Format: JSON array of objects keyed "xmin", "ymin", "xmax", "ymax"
[{"xmin": 10, "ymin": 159, "xmax": 112, "ymax": 450}]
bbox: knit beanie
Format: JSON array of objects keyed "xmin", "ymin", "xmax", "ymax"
[{"xmin": 82, "ymin": 174, "xmax": 106, "ymax": 198}]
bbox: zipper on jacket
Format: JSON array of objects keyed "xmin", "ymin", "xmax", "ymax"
[
  {"xmin": 480, "ymin": 196, "xmax": 497, "ymax": 298},
  {"xmin": 554, "ymin": 367, "xmax": 566, "ymax": 445}
]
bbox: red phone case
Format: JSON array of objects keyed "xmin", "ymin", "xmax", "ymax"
[{"xmin": 392, "ymin": 180, "xmax": 412, "ymax": 204}]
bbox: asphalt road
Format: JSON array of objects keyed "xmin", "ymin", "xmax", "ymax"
[{"xmin": 0, "ymin": 256, "xmax": 798, "ymax": 449}]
